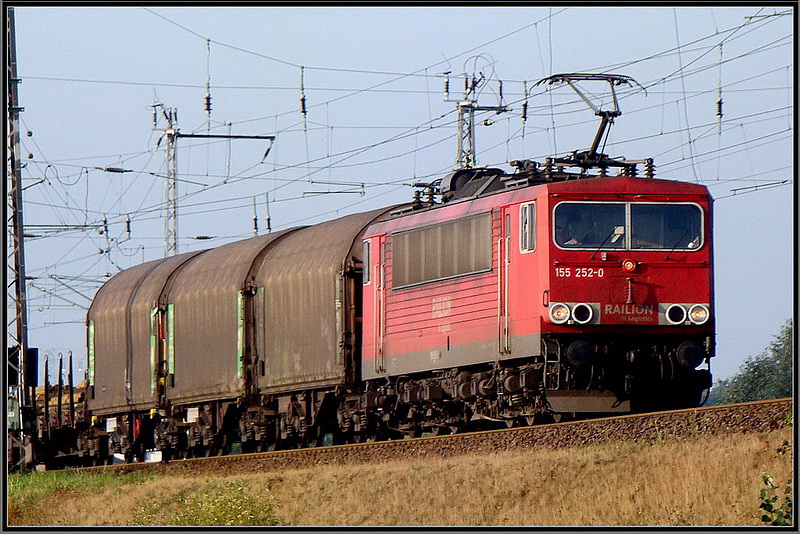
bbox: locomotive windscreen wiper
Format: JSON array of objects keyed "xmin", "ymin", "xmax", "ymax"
[
  {"xmin": 664, "ymin": 228, "xmax": 690, "ymax": 260},
  {"xmin": 591, "ymin": 225, "xmax": 625, "ymax": 259}
]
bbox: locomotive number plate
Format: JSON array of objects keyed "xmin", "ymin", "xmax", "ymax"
[{"xmin": 554, "ymin": 267, "xmax": 605, "ymax": 278}]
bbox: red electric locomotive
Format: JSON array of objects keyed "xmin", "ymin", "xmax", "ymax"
[{"xmin": 360, "ymin": 159, "xmax": 714, "ymax": 435}]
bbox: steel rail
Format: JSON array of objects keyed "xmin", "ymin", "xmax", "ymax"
[{"xmin": 70, "ymin": 397, "xmax": 792, "ymax": 475}]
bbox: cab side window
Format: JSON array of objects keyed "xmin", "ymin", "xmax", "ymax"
[
  {"xmin": 362, "ymin": 240, "xmax": 371, "ymax": 285},
  {"xmin": 520, "ymin": 202, "xmax": 536, "ymax": 252}
]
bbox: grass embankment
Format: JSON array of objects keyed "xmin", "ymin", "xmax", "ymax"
[{"xmin": 8, "ymin": 426, "xmax": 793, "ymax": 527}]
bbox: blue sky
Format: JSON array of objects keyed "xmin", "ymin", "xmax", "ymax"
[{"xmin": 9, "ymin": 6, "xmax": 795, "ymax": 383}]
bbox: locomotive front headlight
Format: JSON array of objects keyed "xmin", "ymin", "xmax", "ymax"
[
  {"xmin": 665, "ymin": 304, "xmax": 687, "ymax": 325},
  {"xmin": 549, "ymin": 303, "xmax": 570, "ymax": 324},
  {"xmin": 688, "ymin": 304, "xmax": 710, "ymax": 325},
  {"xmin": 571, "ymin": 303, "xmax": 594, "ymax": 325}
]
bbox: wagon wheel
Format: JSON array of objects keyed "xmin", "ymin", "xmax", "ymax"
[
  {"xmin": 524, "ymin": 415, "xmax": 537, "ymax": 426},
  {"xmin": 257, "ymin": 423, "xmax": 274, "ymax": 452},
  {"xmin": 405, "ymin": 426, "xmax": 423, "ymax": 439},
  {"xmin": 364, "ymin": 426, "xmax": 384, "ymax": 442}
]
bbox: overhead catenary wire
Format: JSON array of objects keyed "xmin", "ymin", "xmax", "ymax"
[
  {"xmin": 17, "ymin": 7, "xmax": 792, "ymax": 320},
  {"xmin": 31, "ymin": 92, "xmax": 792, "ymax": 236},
  {"xmin": 28, "ymin": 66, "xmax": 792, "ymax": 234}
]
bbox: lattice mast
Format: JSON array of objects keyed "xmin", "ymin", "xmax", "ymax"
[
  {"xmin": 444, "ymin": 57, "xmax": 509, "ymax": 170},
  {"xmin": 7, "ymin": 6, "xmax": 31, "ymax": 410},
  {"xmin": 152, "ymin": 102, "xmax": 276, "ymax": 256},
  {"xmin": 152, "ymin": 103, "xmax": 180, "ymax": 257}
]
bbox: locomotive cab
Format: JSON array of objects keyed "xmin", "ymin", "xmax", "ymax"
[{"xmin": 541, "ymin": 175, "xmax": 714, "ymax": 412}]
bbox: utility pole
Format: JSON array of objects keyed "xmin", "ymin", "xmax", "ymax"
[
  {"xmin": 152, "ymin": 103, "xmax": 179, "ymax": 257},
  {"xmin": 152, "ymin": 102, "xmax": 275, "ymax": 256},
  {"xmin": 445, "ymin": 71, "xmax": 509, "ymax": 169},
  {"xmin": 7, "ymin": 5, "xmax": 35, "ymax": 468}
]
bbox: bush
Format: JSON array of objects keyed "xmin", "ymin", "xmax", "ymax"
[
  {"xmin": 132, "ymin": 479, "xmax": 283, "ymax": 526},
  {"xmin": 759, "ymin": 474, "xmax": 793, "ymax": 526}
]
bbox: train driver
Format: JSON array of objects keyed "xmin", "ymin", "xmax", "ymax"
[{"xmin": 556, "ymin": 212, "xmax": 589, "ymax": 246}]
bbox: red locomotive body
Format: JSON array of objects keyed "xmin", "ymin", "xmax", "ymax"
[{"xmin": 361, "ymin": 172, "xmax": 713, "ymax": 430}]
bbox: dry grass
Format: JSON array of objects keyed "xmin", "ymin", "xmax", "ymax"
[
  {"xmin": 8, "ymin": 426, "xmax": 793, "ymax": 527},
  {"xmin": 265, "ymin": 427, "xmax": 793, "ymax": 526}
]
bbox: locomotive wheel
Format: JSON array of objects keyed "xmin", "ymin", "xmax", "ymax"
[{"xmin": 550, "ymin": 413, "xmax": 571, "ymax": 423}]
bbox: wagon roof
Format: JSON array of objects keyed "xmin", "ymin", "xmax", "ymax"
[
  {"xmin": 255, "ymin": 207, "xmax": 395, "ymax": 278},
  {"xmin": 87, "ymin": 251, "xmax": 207, "ymax": 320},
  {"xmin": 164, "ymin": 228, "xmax": 299, "ymax": 298}
]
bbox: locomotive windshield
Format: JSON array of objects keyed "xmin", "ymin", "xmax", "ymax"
[
  {"xmin": 554, "ymin": 202, "xmax": 703, "ymax": 250},
  {"xmin": 554, "ymin": 203, "xmax": 626, "ymax": 249},
  {"xmin": 630, "ymin": 203, "xmax": 702, "ymax": 250}
]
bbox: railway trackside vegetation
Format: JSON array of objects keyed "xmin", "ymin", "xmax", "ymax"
[
  {"xmin": 7, "ymin": 425, "xmax": 792, "ymax": 527},
  {"xmin": 131, "ymin": 479, "xmax": 283, "ymax": 526},
  {"xmin": 707, "ymin": 319, "xmax": 793, "ymax": 405},
  {"xmin": 7, "ymin": 470, "xmax": 152, "ymax": 525},
  {"xmin": 759, "ymin": 473, "xmax": 793, "ymax": 526}
]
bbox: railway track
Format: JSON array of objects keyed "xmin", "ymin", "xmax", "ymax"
[{"xmin": 83, "ymin": 398, "xmax": 792, "ymax": 476}]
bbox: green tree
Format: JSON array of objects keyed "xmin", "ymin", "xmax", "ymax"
[{"xmin": 708, "ymin": 319, "xmax": 793, "ymax": 405}]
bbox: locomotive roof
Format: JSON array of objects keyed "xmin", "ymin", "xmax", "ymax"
[
  {"xmin": 365, "ymin": 172, "xmax": 711, "ymax": 237},
  {"xmin": 544, "ymin": 174, "xmax": 711, "ymax": 197}
]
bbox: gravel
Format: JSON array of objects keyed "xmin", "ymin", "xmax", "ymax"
[{"xmin": 107, "ymin": 397, "xmax": 792, "ymax": 477}]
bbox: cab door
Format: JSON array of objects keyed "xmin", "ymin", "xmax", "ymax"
[
  {"xmin": 361, "ymin": 235, "xmax": 386, "ymax": 379},
  {"xmin": 498, "ymin": 207, "xmax": 513, "ymax": 355},
  {"xmin": 501, "ymin": 201, "xmax": 539, "ymax": 359}
]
